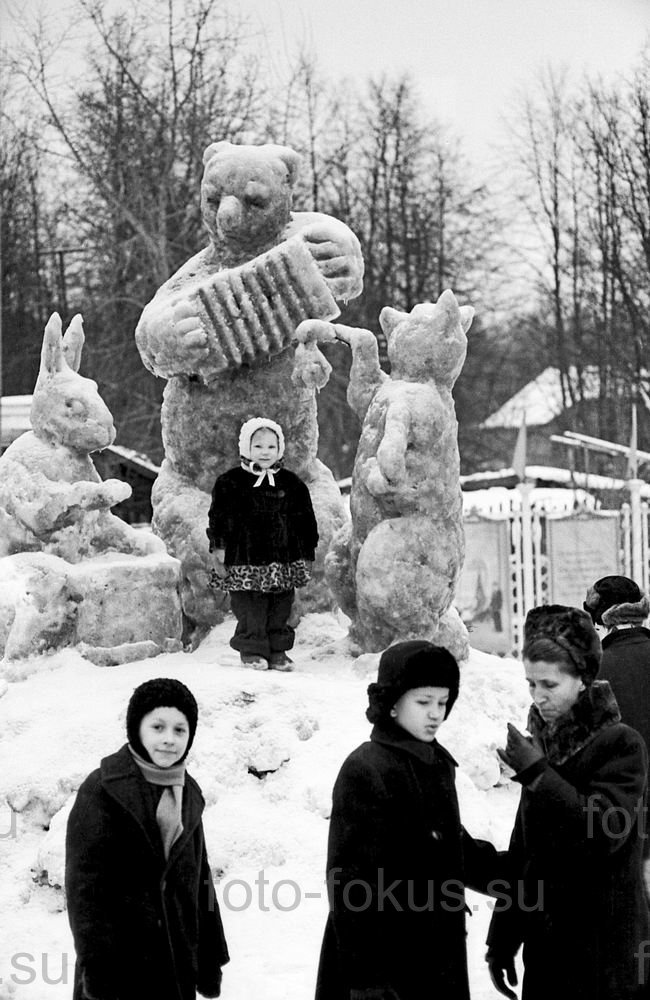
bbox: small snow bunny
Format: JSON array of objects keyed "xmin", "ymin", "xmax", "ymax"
[{"xmin": 0, "ymin": 312, "xmax": 163, "ymax": 561}]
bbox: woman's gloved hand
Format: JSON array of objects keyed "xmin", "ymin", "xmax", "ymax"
[{"xmin": 497, "ymin": 723, "xmax": 546, "ymax": 783}]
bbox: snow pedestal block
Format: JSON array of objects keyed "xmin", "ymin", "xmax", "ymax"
[
  {"xmin": 0, "ymin": 550, "xmax": 183, "ymax": 665},
  {"xmin": 68, "ymin": 552, "xmax": 183, "ymax": 657}
]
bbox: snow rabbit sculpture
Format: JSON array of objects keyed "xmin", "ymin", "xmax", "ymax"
[
  {"xmin": 308, "ymin": 289, "xmax": 474, "ymax": 658},
  {"xmin": 0, "ymin": 312, "xmax": 163, "ymax": 562}
]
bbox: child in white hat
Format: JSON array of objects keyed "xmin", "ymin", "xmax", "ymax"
[{"xmin": 207, "ymin": 416, "xmax": 318, "ymax": 670}]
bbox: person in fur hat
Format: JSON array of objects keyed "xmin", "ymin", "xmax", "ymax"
[
  {"xmin": 65, "ymin": 678, "xmax": 229, "ymax": 1000},
  {"xmin": 584, "ymin": 576, "xmax": 650, "ymax": 853},
  {"xmin": 206, "ymin": 416, "xmax": 318, "ymax": 670},
  {"xmin": 315, "ymin": 640, "xmax": 504, "ymax": 1000},
  {"xmin": 486, "ymin": 605, "xmax": 649, "ymax": 1000}
]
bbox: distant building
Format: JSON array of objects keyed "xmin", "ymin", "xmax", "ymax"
[{"xmin": 479, "ymin": 366, "xmax": 644, "ymax": 482}]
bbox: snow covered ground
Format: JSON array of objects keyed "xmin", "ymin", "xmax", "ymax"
[{"xmin": 0, "ymin": 611, "xmax": 530, "ymax": 999}]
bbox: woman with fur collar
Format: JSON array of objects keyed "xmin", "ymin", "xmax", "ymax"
[{"xmin": 487, "ymin": 605, "xmax": 649, "ymax": 1000}]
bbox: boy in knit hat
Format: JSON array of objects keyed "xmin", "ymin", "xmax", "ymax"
[
  {"xmin": 207, "ymin": 416, "xmax": 319, "ymax": 670},
  {"xmin": 316, "ymin": 640, "xmax": 502, "ymax": 1000},
  {"xmin": 65, "ymin": 678, "xmax": 229, "ymax": 1000}
]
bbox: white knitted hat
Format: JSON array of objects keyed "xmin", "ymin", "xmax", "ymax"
[{"xmin": 238, "ymin": 417, "xmax": 285, "ymax": 460}]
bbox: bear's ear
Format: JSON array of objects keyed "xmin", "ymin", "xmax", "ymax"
[
  {"xmin": 202, "ymin": 140, "xmax": 232, "ymax": 166},
  {"xmin": 379, "ymin": 306, "xmax": 407, "ymax": 339},
  {"xmin": 276, "ymin": 147, "xmax": 302, "ymax": 187}
]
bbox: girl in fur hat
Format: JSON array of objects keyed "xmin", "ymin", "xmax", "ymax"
[
  {"xmin": 315, "ymin": 640, "xmax": 503, "ymax": 1000},
  {"xmin": 207, "ymin": 416, "xmax": 318, "ymax": 670},
  {"xmin": 65, "ymin": 678, "xmax": 229, "ymax": 1000},
  {"xmin": 487, "ymin": 605, "xmax": 649, "ymax": 1000}
]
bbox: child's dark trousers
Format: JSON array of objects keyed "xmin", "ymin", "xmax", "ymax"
[{"xmin": 229, "ymin": 589, "xmax": 295, "ymax": 660}]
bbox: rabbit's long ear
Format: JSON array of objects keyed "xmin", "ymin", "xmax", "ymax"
[
  {"xmin": 40, "ymin": 313, "xmax": 65, "ymax": 376},
  {"xmin": 62, "ymin": 314, "xmax": 85, "ymax": 372}
]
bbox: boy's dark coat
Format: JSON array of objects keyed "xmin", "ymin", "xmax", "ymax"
[
  {"xmin": 487, "ymin": 683, "xmax": 650, "ymax": 1000},
  {"xmin": 207, "ymin": 466, "xmax": 318, "ymax": 565},
  {"xmin": 315, "ymin": 724, "xmax": 502, "ymax": 1000},
  {"xmin": 65, "ymin": 745, "xmax": 229, "ymax": 1000}
]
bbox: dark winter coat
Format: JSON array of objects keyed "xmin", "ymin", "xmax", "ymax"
[
  {"xmin": 207, "ymin": 466, "xmax": 318, "ymax": 567},
  {"xmin": 487, "ymin": 681, "xmax": 649, "ymax": 1000},
  {"xmin": 600, "ymin": 626, "xmax": 650, "ymax": 762},
  {"xmin": 65, "ymin": 745, "xmax": 229, "ymax": 1000},
  {"xmin": 315, "ymin": 722, "xmax": 504, "ymax": 1000}
]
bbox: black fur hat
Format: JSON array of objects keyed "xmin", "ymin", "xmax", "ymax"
[
  {"xmin": 366, "ymin": 640, "xmax": 460, "ymax": 724},
  {"xmin": 583, "ymin": 575, "xmax": 649, "ymax": 627},
  {"xmin": 524, "ymin": 605, "xmax": 601, "ymax": 682},
  {"xmin": 126, "ymin": 678, "xmax": 199, "ymax": 762}
]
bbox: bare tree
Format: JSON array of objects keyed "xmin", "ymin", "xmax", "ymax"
[{"xmin": 12, "ymin": 0, "xmax": 263, "ymax": 458}]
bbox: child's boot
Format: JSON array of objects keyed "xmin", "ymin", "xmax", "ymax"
[
  {"xmin": 240, "ymin": 653, "xmax": 269, "ymax": 670},
  {"xmin": 269, "ymin": 651, "xmax": 294, "ymax": 671}
]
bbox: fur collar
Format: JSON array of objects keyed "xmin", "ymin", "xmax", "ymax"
[{"xmin": 527, "ymin": 680, "xmax": 621, "ymax": 766}]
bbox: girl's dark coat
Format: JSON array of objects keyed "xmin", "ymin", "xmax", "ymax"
[
  {"xmin": 207, "ymin": 466, "xmax": 318, "ymax": 566},
  {"xmin": 487, "ymin": 682, "xmax": 650, "ymax": 1000},
  {"xmin": 65, "ymin": 745, "xmax": 229, "ymax": 1000},
  {"xmin": 315, "ymin": 723, "xmax": 502, "ymax": 1000}
]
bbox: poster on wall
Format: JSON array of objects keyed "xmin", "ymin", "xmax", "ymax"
[
  {"xmin": 456, "ymin": 518, "xmax": 512, "ymax": 655},
  {"xmin": 546, "ymin": 514, "xmax": 620, "ymax": 607}
]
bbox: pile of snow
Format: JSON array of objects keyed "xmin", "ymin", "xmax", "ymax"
[{"xmin": 0, "ymin": 612, "xmax": 528, "ymax": 999}]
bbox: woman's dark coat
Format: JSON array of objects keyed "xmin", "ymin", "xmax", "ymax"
[
  {"xmin": 207, "ymin": 466, "xmax": 318, "ymax": 566},
  {"xmin": 600, "ymin": 626, "xmax": 650, "ymax": 762},
  {"xmin": 487, "ymin": 681, "xmax": 649, "ymax": 1000},
  {"xmin": 65, "ymin": 745, "xmax": 229, "ymax": 1000},
  {"xmin": 315, "ymin": 722, "xmax": 503, "ymax": 1000}
]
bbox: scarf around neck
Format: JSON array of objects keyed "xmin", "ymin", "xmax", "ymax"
[
  {"xmin": 128, "ymin": 745, "xmax": 185, "ymax": 859},
  {"xmin": 240, "ymin": 457, "xmax": 282, "ymax": 487}
]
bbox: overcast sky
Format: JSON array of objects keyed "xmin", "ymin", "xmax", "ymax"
[
  {"xmin": 2, "ymin": 0, "xmax": 648, "ymax": 160},
  {"xmin": 237, "ymin": 0, "xmax": 649, "ymax": 158}
]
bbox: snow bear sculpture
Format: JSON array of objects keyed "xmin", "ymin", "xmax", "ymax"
[
  {"xmin": 135, "ymin": 141, "xmax": 364, "ymax": 639},
  {"xmin": 304, "ymin": 290, "xmax": 474, "ymax": 659}
]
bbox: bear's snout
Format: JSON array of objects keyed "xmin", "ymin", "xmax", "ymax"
[{"xmin": 217, "ymin": 195, "xmax": 244, "ymax": 234}]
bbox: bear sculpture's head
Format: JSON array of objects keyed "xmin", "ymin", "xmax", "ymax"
[{"xmin": 201, "ymin": 141, "xmax": 302, "ymax": 262}]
